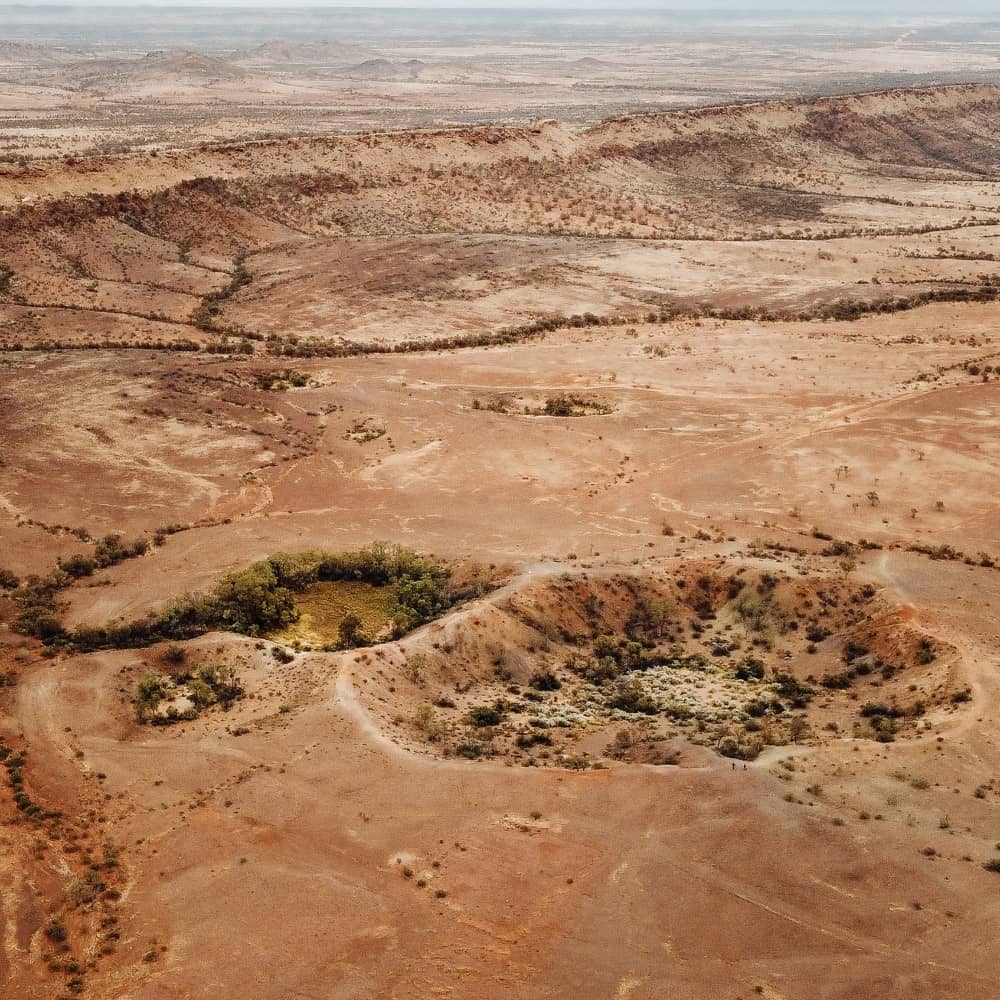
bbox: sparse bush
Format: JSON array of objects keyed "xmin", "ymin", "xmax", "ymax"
[
  {"xmin": 516, "ymin": 730, "xmax": 553, "ymax": 749},
  {"xmin": 465, "ymin": 703, "xmax": 504, "ymax": 728},
  {"xmin": 607, "ymin": 677, "xmax": 657, "ymax": 715},
  {"xmin": 404, "ymin": 653, "xmax": 427, "ymax": 684},
  {"xmin": 529, "ymin": 669, "xmax": 561, "ymax": 691},
  {"xmin": 162, "ymin": 643, "xmax": 186, "ymax": 665},
  {"xmin": 414, "ymin": 704, "xmax": 443, "ymax": 742},
  {"xmin": 842, "ymin": 640, "xmax": 869, "ymax": 663},
  {"xmin": 44, "ymin": 920, "xmax": 67, "ymax": 943},
  {"xmin": 734, "ymin": 656, "xmax": 765, "ymax": 681}
]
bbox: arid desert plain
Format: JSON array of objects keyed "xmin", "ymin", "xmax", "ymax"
[{"xmin": 1, "ymin": 7, "xmax": 1000, "ymax": 1000}]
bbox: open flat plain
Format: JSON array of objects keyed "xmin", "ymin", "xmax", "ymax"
[
  {"xmin": 3, "ymin": 7, "xmax": 1000, "ymax": 155},
  {"xmin": 0, "ymin": 22, "xmax": 1000, "ymax": 999}
]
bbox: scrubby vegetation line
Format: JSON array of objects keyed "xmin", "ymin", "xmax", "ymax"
[
  {"xmin": 262, "ymin": 281, "xmax": 1000, "ymax": 359},
  {"xmin": 4, "ymin": 278, "xmax": 999, "ymax": 357}
]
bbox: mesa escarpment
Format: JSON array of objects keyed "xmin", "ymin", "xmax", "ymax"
[{"xmin": 2, "ymin": 84, "xmax": 998, "ymax": 221}]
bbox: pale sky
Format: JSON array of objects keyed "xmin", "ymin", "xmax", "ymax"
[{"xmin": 9, "ymin": 0, "xmax": 1000, "ymax": 9}]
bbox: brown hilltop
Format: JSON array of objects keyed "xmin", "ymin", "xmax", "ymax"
[{"xmin": 1, "ymin": 83, "xmax": 997, "ymax": 214}]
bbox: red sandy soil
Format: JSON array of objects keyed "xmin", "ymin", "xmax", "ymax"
[{"xmin": 1, "ymin": 86, "xmax": 999, "ymax": 1000}]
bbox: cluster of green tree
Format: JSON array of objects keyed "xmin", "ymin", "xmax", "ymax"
[
  {"xmin": 622, "ymin": 591, "xmax": 675, "ymax": 643},
  {"xmin": 606, "ymin": 676, "xmax": 658, "ymax": 715},
  {"xmin": 253, "ymin": 368, "xmax": 310, "ymax": 391},
  {"xmin": 11, "ymin": 570, "xmax": 70, "ymax": 642},
  {"xmin": 734, "ymin": 655, "xmax": 766, "ymax": 681},
  {"xmin": 465, "ymin": 701, "xmax": 507, "ymax": 728},
  {"xmin": 0, "ymin": 263, "xmax": 15, "ymax": 297},
  {"xmin": 9, "ymin": 279, "xmax": 997, "ymax": 359},
  {"xmin": 857, "ymin": 700, "xmax": 907, "ymax": 742},
  {"xmin": 907, "ymin": 541, "xmax": 997, "ymax": 569},
  {"xmin": 11, "ymin": 534, "xmax": 161, "ymax": 640},
  {"xmin": 1, "ymin": 339, "xmax": 201, "ymax": 354},
  {"xmin": 770, "ymin": 671, "xmax": 816, "ymax": 708},
  {"xmin": 640, "ymin": 282, "xmax": 1000, "ymax": 331},
  {"xmin": 152, "ymin": 522, "xmax": 190, "ymax": 546},
  {"xmin": 528, "ymin": 395, "xmax": 613, "ymax": 417},
  {"xmin": 263, "ymin": 544, "xmax": 454, "ymax": 630},
  {"xmin": 728, "ymin": 570, "xmax": 787, "ymax": 626},
  {"xmin": 58, "ymin": 534, "xmax": 150, "ymax": 579},
  {"xmin": 203, "ymin": 339, "xmax": 255, "ymax": 355},
  {"xmin": 135, "ymin": 662, "xmax": 244, "ymax": 725},
  {"xmin": 34, "ymin": 543, "xmax": 454, "ymax": 653}
]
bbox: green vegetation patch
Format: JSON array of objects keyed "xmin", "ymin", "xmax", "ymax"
[
  {"xmin": 270, "ymin": 580, "xmax": 397, "ymax": 648},
  {"xmin": 252, "ymin": 368, "xmax": 310, "ymax": 391},
  {"xmin": 344, "ymin": 417, "xmax": 386, "ymax": 443},
  {"xmin": 529, "ymin": 395, "xmax": 614, "ymax": 417},
  {"xmin": 53, "ymin": 543, "xmax": 456, "ymax": 652},
  {"xmin": 135, "ymin": 662, "xmax": 244, "ymax": 725}
]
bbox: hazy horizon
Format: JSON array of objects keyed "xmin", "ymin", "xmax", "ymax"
[{"xmin": 4, "ymin": 1, "xmax": 1000, "ymax": 10}]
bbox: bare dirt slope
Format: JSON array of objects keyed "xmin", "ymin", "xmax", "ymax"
[{"xmin": 1, "ymin": 86, "xmax": 1000, "ymax": 1000}]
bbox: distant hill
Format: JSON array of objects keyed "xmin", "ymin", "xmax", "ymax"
[
  {"xmin": 570, "ymin": 57, "xmax": 615, "ymax": 70},
  {"xmin": 337, "ymin": 57, "xmax": 511, "ymax": 85},
  {"xmin": 338, "ymin": 58, "xmax": 427, "ymax": 82},
  {"xmin": 233, "ymin": 39, "xmax": 379, "ymax": 66},
  {"xmin": 0, "ymin": 40, "xmax": 84, "ymax": 66},
  {"xmin": 63, "ymin": 49, "xmax": 252, "ymax": 93},
  {"xmin": 133, "ymin": 50, "xmax": 249, "ymax": 81}
]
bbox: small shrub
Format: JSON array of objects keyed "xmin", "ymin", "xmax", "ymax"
[
  {"xmin": 529, "ymin": 669, "xmax": 561, "ymax": 691},
  {"xmin": 465, "ymin": 703, "xmax": 504, "ymax": 728},
  {"xmin": 162, "ymin": 644, "xmax": 186, "ymax": 665},
  {"xmin": 607, "ymin": 677, "xmax": 657, "ymax": 715},
  {"xmin": 515, "ymin": 730, "xmax": 553, "ymax": 749},
  {"xmin": 44, "ymin": 920, "xmax": 67, "ymax": 943},
  {"xmin": 734, "ymin": 656, "xmax": 765, "ymax": 681}
]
